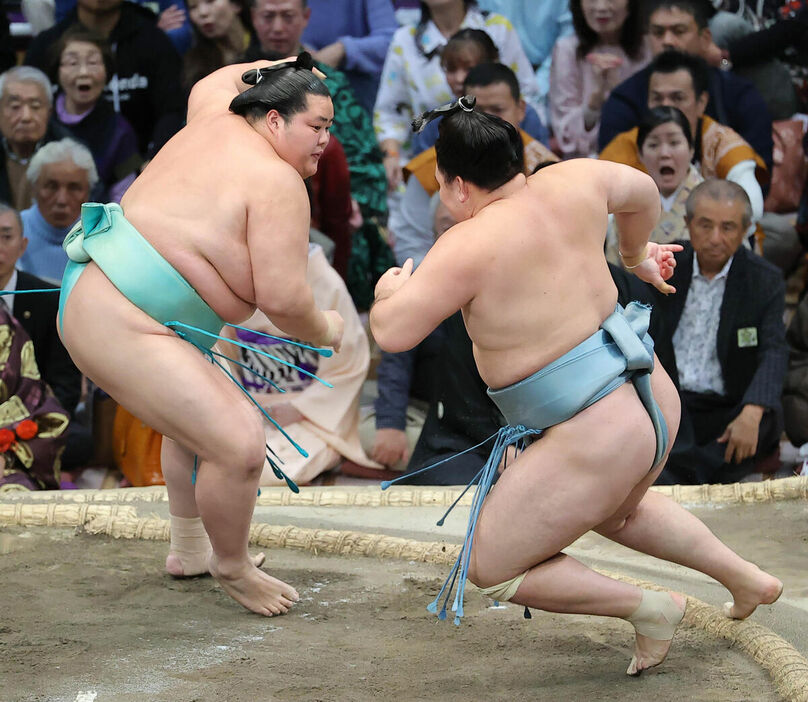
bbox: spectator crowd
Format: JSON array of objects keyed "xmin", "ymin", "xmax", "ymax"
[{"xmin": 0, "ymin": 0, "xmax": 807, "ymax": 491}]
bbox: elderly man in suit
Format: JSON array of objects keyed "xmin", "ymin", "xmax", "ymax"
[{"xmin": 652, "ymin": 178, "xmax": 787, "ymax": 484}]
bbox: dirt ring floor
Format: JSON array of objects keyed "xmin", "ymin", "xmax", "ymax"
[{"xmin": 1, "ymin": 479, "xmax": 807, "ymax": 702}]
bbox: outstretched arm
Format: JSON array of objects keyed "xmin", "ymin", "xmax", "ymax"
[
  {"xmin": 601, "ymin": 162, "xmax": 682, "ymax": 294},
  {"xmin": 187, "ymin": 58, "xmax": 326, "ymax": 122},
  {"xmin": 370, "ymin": 223, "xmax": 480, "ymax": 353}
]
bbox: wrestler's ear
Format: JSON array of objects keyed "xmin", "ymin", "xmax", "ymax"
[
  {"xmin": 265, "ymin": 109, "xmax": 284, "ymax": 135},
  {"xmin": 455, "ymin": 177, "xmax": 470, "ymax": 204}
]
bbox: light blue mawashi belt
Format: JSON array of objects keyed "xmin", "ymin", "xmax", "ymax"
[
  {"xmin": 55, "ymin": 202, "xmax": 337, "ymax": 493},
  {"xmin": 383, "ymin": 301, "xmax": 669, "ymax": 625},
  {"xmin": 488, "ymin": 301, "xmax": 668, "ymax": 467}
]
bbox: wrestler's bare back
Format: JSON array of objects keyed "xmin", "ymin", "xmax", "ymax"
[
  {"xmin": 375, "ymin": 160, "xmax": 660, "ymax": 390},
  {"xmin": 121, "ymin": 81, "xmax": 309, "ymax": 325}
]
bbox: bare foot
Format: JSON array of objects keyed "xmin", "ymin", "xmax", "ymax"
[
  {"xmin": 166, "ymin": 550, "xmax": 266, "ymax": 578},
  {"xmin": 724, "ymin": 564, "xmax": 783, "ymax": 620},
  {"xmin": 627, "ymin": 592, "xmax": 686, "ymax": 676},
  {"xmin": 209, "ymin": 554, "xmax": 299, "ymax": 616}
]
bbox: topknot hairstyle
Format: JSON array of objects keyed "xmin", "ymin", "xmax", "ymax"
[
  {"xmin": 413, "ymin": 95, "xmax": 524, "ymax": 192},
  {"xmin": 229, "ymin": 52, "xmax": 331, "ymax": 123}
]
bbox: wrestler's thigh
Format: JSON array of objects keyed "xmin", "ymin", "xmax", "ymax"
[
  {"xmin": 595, "ymin": 361, "xmax": 682, "ymax": 531},
  {"xmin": 471, "ymin": 383, "xmax": 659, "ymax": 582},
  {"xmin": 60, "ymin": 264, "xmax": 263, "ymax": 463}
]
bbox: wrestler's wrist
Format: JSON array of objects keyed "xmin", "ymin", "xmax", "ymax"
[{"xmin": 619, "ymin": 244, "xmax": 648, "ymax": 270}]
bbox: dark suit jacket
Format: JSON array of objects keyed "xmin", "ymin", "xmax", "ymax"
[
  {"xmin": 654, "ymin": 243, "xmax": 787, "ymax": 417},
  {"xmin": 12, "ymin": 270, "xmax": 81, "ymax": 413}
]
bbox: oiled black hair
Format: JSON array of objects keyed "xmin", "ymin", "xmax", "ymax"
[
  {"xmin": 637, "ymin": 106, "xmax": 693, "ymax": 150},
  {"xmin": 229, "ymin": 52, "xmax": 330, "ymax": 123},
  {"xmin": 414, "ymin": 95, "xmax": 524, "ymax": 191}
]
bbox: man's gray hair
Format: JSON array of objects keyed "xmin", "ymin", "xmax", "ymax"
[
  {"xmin": 0, "ymin": 66, "xmax": 54, "ymax": 107},
  {"xmin": 27, "ymin": 138, "xmax": 99, "ymax": 189},
  {"xmin": 685, "ymin": 178, "xmax": 753, "ymax": 229},
  {"xmin": 0, "ymin": 201, "xmax": 23, "ymax": 234}
]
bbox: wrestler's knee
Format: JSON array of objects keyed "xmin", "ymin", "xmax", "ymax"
[{"xmin": 210, "ymin": 412, "xmax": 267, "ymax": 472}]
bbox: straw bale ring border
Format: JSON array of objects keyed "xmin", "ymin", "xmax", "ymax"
[{"xmin": 1, "ymin": 476, "xmax": 808, "ymax": 700}]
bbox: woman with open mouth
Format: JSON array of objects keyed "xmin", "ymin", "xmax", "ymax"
[
  {"xmin": 606, "ymin": 106, "xmax": 702, "ymax": 265},
  {"xmin": 51, "ymin": 26, "xmax": 142, "ymax": 203}
]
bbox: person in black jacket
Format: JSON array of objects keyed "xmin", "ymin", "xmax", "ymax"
[
  {"xmin": 597, "ymin": 0, "xmax": 773, "ymax": 173},
  {"xmin": 650, "ymin": 179, "xmax": 787, "ymax": 484},
  {"xmin": 24, "ymin": 0, "xmax": 185, "ymax": 159}
]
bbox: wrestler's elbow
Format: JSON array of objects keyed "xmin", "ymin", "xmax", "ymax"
[{"xmin": 369, "ymin": 308, "xmax": 416, "ymax": 353}]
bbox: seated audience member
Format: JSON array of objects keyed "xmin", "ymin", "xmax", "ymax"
[
  {"xmin": 19, "ymin": 138, "xmax": 96, "ymax": 284},
  {"xmin": 392, "ymin": 62, "xmax": 558, "ymax": 267},
  {"xmin": 410, "ymin": 28, "xmax": 549, "ymax": 154},
  {"xmin": 25, "ymin": 0, "xmax": 185, "ymax": 159},
  {"xmin": 0, "ymin": 202, "xmax": 90, "ymax": 475},
  {"xmin": 227, "ymin": 243, "xmax": 382, "ymax": 486},
  {"xmin": 0, "ymin": 303, "xmax": 70, "ymax": 492},
  {"xmin": 477, "ymin": 0, "xmax": 573, "ymax": 110},
  {"xmin": 374, "ymin": 0, "xmax": 538, "ymax": 193},
  {"xmin": 183, "ymin": 0, "xmax": 251, "ymax": 92},
  {"xmin": 606, "ymin": 106, "xmax": 702, "ymax": 263},
  {"xmin": 706, "ymin": 4, "xmax": 807, "ymax": 115},
  {"xmin": 301, "ymin": 0, "xmax": 398, "ymax": 116},
  {"xmin": 651, "ymin": 179, "xmax": 787, "ymax": 485},
  {"xmin": 50, "ymin": 0, "xmax": 194, "ymax": 55},
  {"xmin": 597, "ymin": 0, "xmax": 773, "ymax": 173},
  {"xmin": 0, "ymin": 67, "xmax": 72, "ymax": 211},
  {"xmin": 550, "ymin": 0, "xmax": 650, "ymax": 159},
  {"xmin": 600, "ymin": 50, "xmax": 766, "ymax": 225},
  {"xmin": 246, "ymin": 0, "xmax": 392, "ymax": 309},
  {"xmin": 51, "ymin": 28, "xmax": 141, "ymax": 203}
]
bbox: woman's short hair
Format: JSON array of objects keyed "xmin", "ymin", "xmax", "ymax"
[
  {"xmin": 49, "ymin": 26, "xmax": 115, "ymax": 86},
  {"xmin": 571, "ymin": 0, "xmax": 645, "ymax": 60},
  {"xmin": 418, "ymin": 96, "xmax": 524, "ymax": 191},
  {"xmin": 441, "ymin": 28, "xmax": 499, "ymax": 66},
  {"xmin": 26, "ymin": 137, "xmax": 99, "ymax": 189},
  {"xmin": 229, "ymin": 55, "xmax": 331, "ymax": 123},
  {"xmin": 637, "ymin": 106, "xmax": 693, "ymax": 151},
  {"xmin": 0, "ymin": 66, "xmax": 53, "ymax": 107}
]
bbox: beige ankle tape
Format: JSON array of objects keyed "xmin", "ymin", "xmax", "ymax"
[
  {"xmin": 478, "ymin": 571, "xmax": 527, "ymax": 602},
  {"xmin": 626, "ymin": 589, "xmax": 684, "ymax": 639},
  {"xmin": 169, "ymin": 515, "xmax": 210, "ymax": 556}
]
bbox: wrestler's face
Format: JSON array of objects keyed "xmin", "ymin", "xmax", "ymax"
[
  {"xmin": 268, "ymin": 94, "xmax": 333, "ymax": 178},
  {"xmin": 0, "ymin": 81, "xmax": 50, "ymax": 153},
  {"xmin": 687, "ymin": 196, "xmax": 747, "ymax": 276},
  {"xmin": 34, "ymin": 161, "xmax": 91, "ymax": 229},
  {"xmin": 466, "ymin": 82, "xmax": 525, "ymax": 130},
  {"xmin": 252, "ymin": 0, "xmax": 310, "ymax": 56},
  {"xmin": 0, "ymin": 210, "xmax": 27, "ymax": 280},
  {"xmin": 188, "ymin": 0, "xmax": 240, "ymax": 40},
  {"xmin": 59, "ymin": 41, "xmax": 107, "ymax": 113},
  {"xmin": 581, "ymin": 0, "xmax": 629, "ymax": 40},
  {"xmin": 648, "ymin": 69, "xmax": 708, "ymax": 138},
  {"xmin": 647, "ymin": 7, "xmax": 711, "ymax": 57},
  {"xmin": 639, "ymin": 122, "xmax": 693, "ymax": 197}
]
